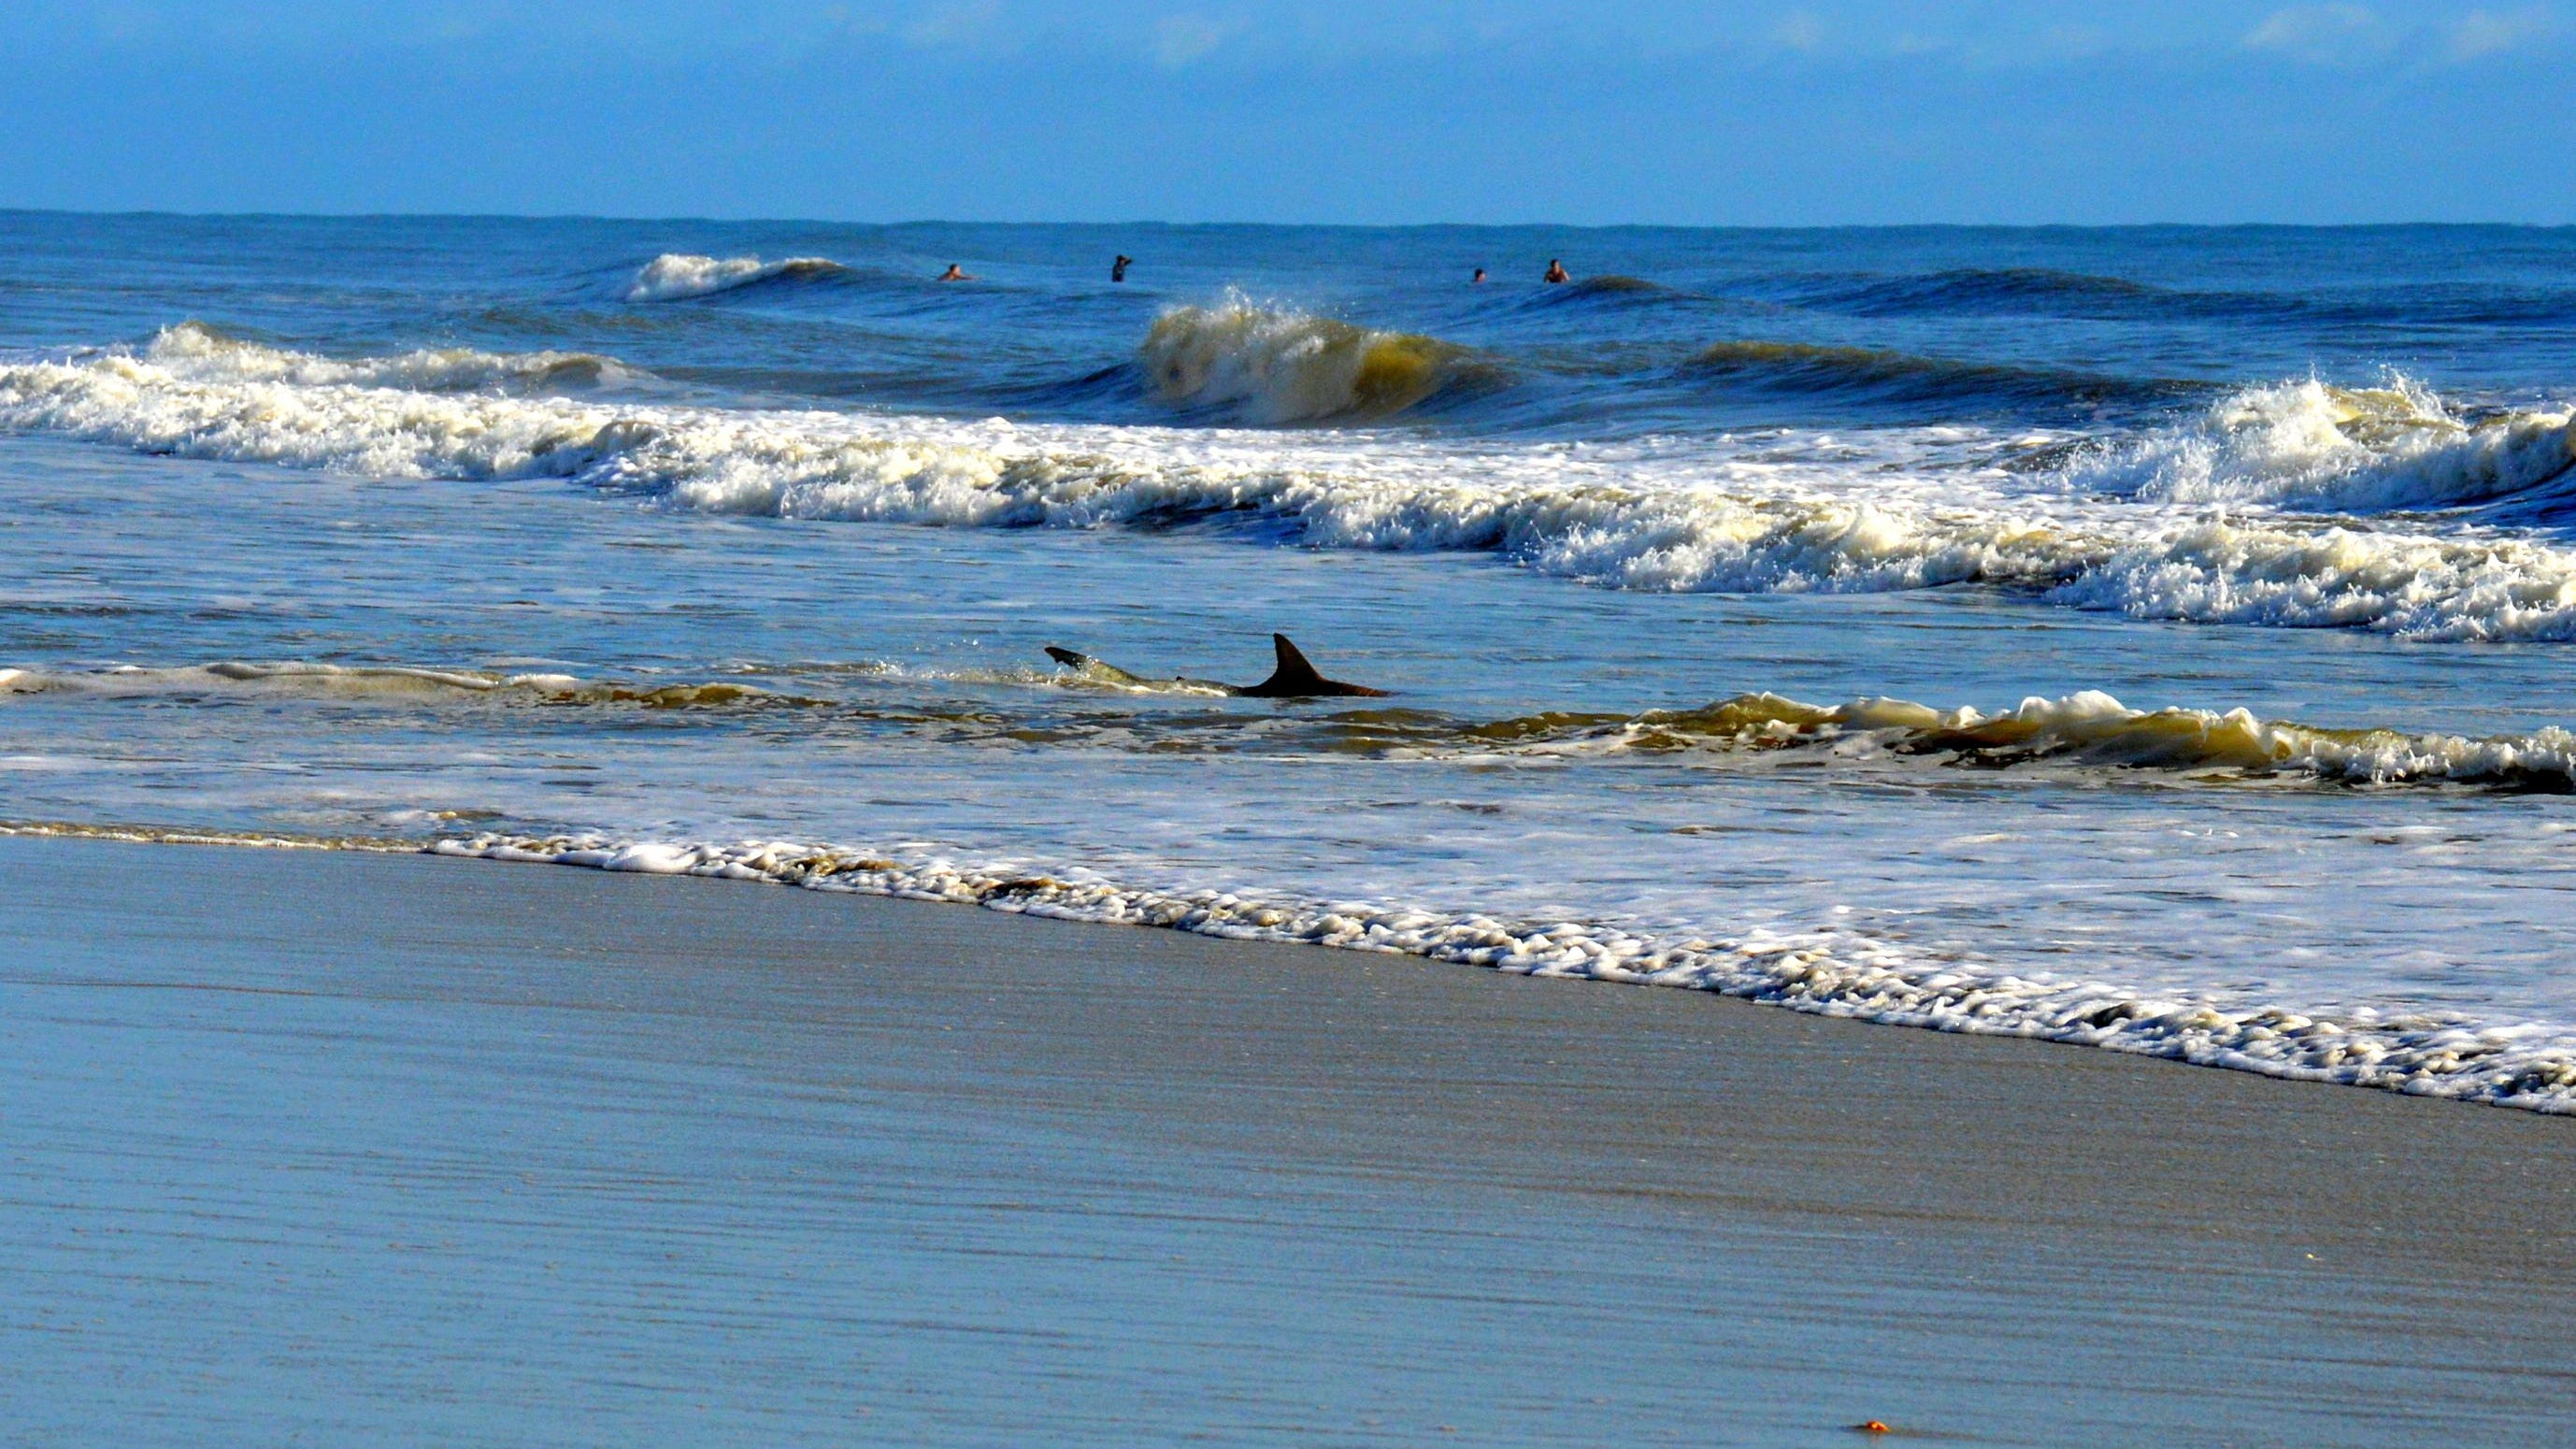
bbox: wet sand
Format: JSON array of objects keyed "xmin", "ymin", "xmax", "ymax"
[{"xmin": 3, "ymin": 834, "xmax": 2571, "ymax": 1447}]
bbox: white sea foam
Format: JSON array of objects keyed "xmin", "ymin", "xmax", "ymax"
[
  {"xmin": 398, "ymin": 829, "xmax": 2576, "ymax": 1113},
  {"xmin": 624, "ymin": 253, "xmax": 845, "ymax": 303},
  {"xmin": 10, "ymin": 329, "xmax": 2576, "ymax": 639}
]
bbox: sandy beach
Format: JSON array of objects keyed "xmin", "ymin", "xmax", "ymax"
[{"xmin": 2, "ymin": 833, "xmax": 2569, "ymax": 1446}]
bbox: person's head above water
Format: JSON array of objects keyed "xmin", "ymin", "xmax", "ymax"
[
  {"xmin": 937, "ymin": 264, "xmax": 972, "ymax": 281},
  {"xmin": 1543, "ymin": 259, "xmax": 1570, "ymax": 283},
  {"xmin": 1472, "ymin": 267, "xmax": 1486, "ymax": 283}
]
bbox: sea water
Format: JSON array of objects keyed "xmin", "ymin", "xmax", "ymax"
[{"xmin": 5, "ymin": 213, "xmax": 2576, "ymax": 1106}]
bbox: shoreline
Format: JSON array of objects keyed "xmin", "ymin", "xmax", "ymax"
[
  {"xmin": 7, "ymin": 815, "xmax": 2574, "ymax": 1116},
  {"xmin": 4, "ymin": 831, "xmax": 2570, "ymax": 1444}
]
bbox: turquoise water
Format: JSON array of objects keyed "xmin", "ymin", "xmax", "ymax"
[{"xmin": 5, "ymin": 214, "xmax": 2576, "ymax": 1104}]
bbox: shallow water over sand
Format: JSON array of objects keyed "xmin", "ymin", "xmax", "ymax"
[{"xmin": 7, "ymin": 217, "xmax": 2576, "ymax": 1104}]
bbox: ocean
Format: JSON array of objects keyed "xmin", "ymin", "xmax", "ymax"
[{"xmin": 5, "ymin": 211, "xmax": 2576, "ymax": 1109}]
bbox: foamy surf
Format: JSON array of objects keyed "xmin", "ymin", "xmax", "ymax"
[
  {"xmin": 2079, "ymin": 376, "xmax": 2576, "ymax": 510},
  {"xmin": 365, "ymin": 827, "xmax": 2576, "ymax": 1112},
  {"xmin": 5, "ymin": 812, "xmax": 2566, "ymax": 1112},
  {"xmin": 9, "ymin": 328, "xmax": 2576, "ymax": 638}
]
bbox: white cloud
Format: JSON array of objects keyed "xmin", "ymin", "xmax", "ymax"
[
  {"xmin": 1769, "ymin": 10, "xmax": 1825, "ymax": 53},
  {"xmin": 1153, "ymin": 11, "xmax": 1241, "ymax": 67},
  {"xmin": 2241, "ymin": 4, "xmax": 2390, "ymax": 64},
  {"xmin": 2447, "ymin": 7, "xmax": 2556, "ymax": 61},
  {"xmin": 904, "ymin": 0, "xmax": 1001, "ymax": 48}
]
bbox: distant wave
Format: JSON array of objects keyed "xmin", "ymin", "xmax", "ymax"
[
  {"xmin": 0, "ymin": 660, "xmax": 796, "ymax": 710},
  {"xmin": 1685, "ymin": 339, "xmax": 2186, "ymax": 411},
  {"xmin": 1558, "ymin": 274, "xmax": 1673, "ymax": 299},
  {"xmin": 1515, "ymin": 275, "xmax": 1696, "ymax": 312},
  {"xmin": 1801, "ymin": 267, "xmax": 2280, "ymax": 321},
  {"xmin": 17, "ymin": 329, "xmax": 2576, "ymax": 639},
  {"xmin": 1139, "ymin": 294, "xmax": 1499, "ymax": 423},
  {"xmin": 625, "ymin": 252, "xmax": 851, "ymax": 303},
  {"xmin": 2073, "ymin": 377, "xmax": 2576, "ymax": 512}
]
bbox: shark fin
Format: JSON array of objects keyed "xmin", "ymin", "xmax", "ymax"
[{"xmin": 1240, "ymin": 635, "xmax": 1389, "ymax": 698}]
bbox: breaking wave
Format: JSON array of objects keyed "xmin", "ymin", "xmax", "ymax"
[
  {"xmin": 13, "ymin": 329, "xmax": 2576, "ymax": 639},
  {"xmin": 1139, "ymin": 295, "xmax": 1496, "ymax": 423},
  {"xmin": 2075, "ymin": 377, "xmax": 2576, "ymax": 512},
  {"xmin": 625, "ymin": 252, "xmax": 852, "ymax": 303}
]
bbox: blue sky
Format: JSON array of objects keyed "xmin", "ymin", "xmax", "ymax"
[{"xmin": 6, "ymin": 1, "xmax": 2567, "ymax": 223}]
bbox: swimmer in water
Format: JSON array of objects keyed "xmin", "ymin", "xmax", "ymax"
[
  {"xmin": 1111, "ymin": 254, "xmax": 1133, "ymax": 282},
  {"xmin": 937, "ymin": 264, "xmax": 974, "ymax": 281},
  {"xmin": 1543, "ymin": 259, "xmax": 1570, "ymax": 284},
  {"xmin": 1472, "ymin": 267, "xmax": 1486, "ymax": 284}
]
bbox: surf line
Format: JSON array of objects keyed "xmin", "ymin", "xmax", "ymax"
[{"xmin": 6, "ymin": 816, "xmax": 2570, "ymax": 1112}]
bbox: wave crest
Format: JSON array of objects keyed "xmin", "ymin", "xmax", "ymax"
[
  {"xmin": 1806, "ymin": 266, "xmax": 2263, "ymax": 320},
  {"xmin": 625, "ymin": 252, "xmax": 849, "ymax": 303},
  {"xmin": 1555, "ymin": 689, "xmax": 2576, "ymax": 789},
  {"xmin": 146, "ymin": 321, "xmax": 630, "ymax": 393},
  {"xmin": 1539, "ymin": 274, "xmax": 1681, "ymax": 306},
  {"xmin": 1139, "ymin": 294, "xmax": 1488, "ymax": 423},
  {"xmin": 1687, "ymin": 338, "xmax": 2174, "ymax": 411}
]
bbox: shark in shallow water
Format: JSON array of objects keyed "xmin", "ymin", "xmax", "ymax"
[{"xmin": 1044, "ymin": 634, "xmax": 1390, "ymax": 698}]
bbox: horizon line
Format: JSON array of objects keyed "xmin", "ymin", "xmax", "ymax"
[{"xmin": 3, "ymin": 208, "xmax": 2570, "ymax": 234}]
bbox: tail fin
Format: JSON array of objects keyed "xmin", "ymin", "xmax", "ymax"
[{"xmin": 1043, "ymin": 645, "xmax": 1156, "ymax": 688}]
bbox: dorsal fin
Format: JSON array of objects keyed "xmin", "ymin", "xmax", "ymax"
[
  {"xmin": 1239, "ymin": 635, "xmax": 1390, "ymax": 698},
  {"xmin": 1260, "ymin": 635, "xmax": 1329, "ymax": 693}
]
